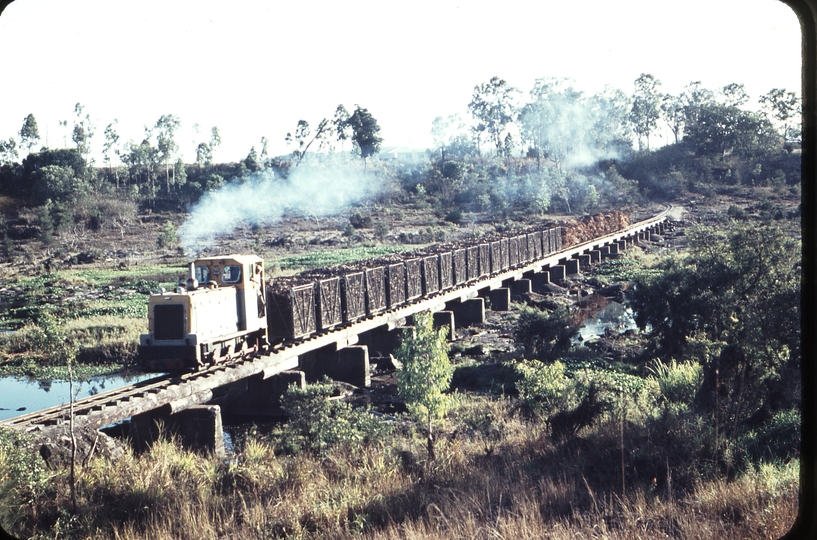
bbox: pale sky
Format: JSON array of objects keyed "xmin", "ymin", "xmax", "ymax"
[{"xmin": 0, "ymin": 0, "xmax": 802, "ymax": 163}]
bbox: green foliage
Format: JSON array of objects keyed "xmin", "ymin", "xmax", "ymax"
[
  {"xmin": 276, "ymin": 381, "xmax": 390, "ymax": 456},
  {"xmin": 396, "ymin": 312, "xmax": 454, "ymax": 426},
  {"xmin": 648, "ymin": 359, "xmax": 703, "ymax": 405},
  {"xmin": 514, "ymin": 305, "xmax": 578, "ymax": 360},
  {"xmin": 512, "ymin": 359, "xmax": 573, "ymax": 419},
  {"xmin": 156, "ymin": 220, "xmax": 177, "ymax": 249},
  {"xmin": 349, "ymin": 212, "xmax": 373, "ymax": 229},
  {"xmin": 631, "ymin": 222, "xmax": 800, "ymax": 438},
  {"xmin": 0, "ymin": 429, "xmax": 50, "ymax": 529}
]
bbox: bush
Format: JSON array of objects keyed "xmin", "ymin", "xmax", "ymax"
[
  {"xmin": 156, "ymin": 220, "xmax": 177, "ymax": 249},
  {"xmin": 349, "ymin": 212, "xmax": 373, "ymax": 229},
  {"xmin": 275, "ymin": 381, "xmax": 390, "ymax": 456},
  {"xmin": 512, "ymin": 359, "xmax": 573, "ymax": 419},
  {"xmin": 514, "ymin": 305, "xmax": 578, "ymax": 360},
  {"xmin": 648, "ymin": 359, "xmax": 703, "ymax": 405},
  {"xmin": 726, "ymin": 204, "xmax": 747, "ymax": 220}
]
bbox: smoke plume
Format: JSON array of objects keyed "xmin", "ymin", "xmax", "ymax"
[{"xmin": 178, "ymin": 164, "xmax": 380, "ymax": 257}]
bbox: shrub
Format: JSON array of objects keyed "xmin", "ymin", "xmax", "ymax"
[
  {"xmin": 648, "ymin": 359, "xmax": 703, "ymax": 405},
  {"xmin": 349, "ymin": 212, "xmax": 373, "ymax": 229},
  {"xmin": 275, "ymin": 380, "xmax": 389, "ymax": 456},
  {"xmin": 512, "ymin": 359, "xmax": 573, "ymax": 419},
  {"xmin": 396, "ymin": 312, "xmax": 453, "ymax": 460},
  {"xmin": 514, "ymin": 305, "xmax": 578, "ymax": 360},
  {"xmin": 156, "ymin": 220, "xmax": 177, "ymax": 248}
]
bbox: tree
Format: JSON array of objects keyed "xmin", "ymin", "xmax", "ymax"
[
  {"xmin": 683, "ymin": 103, "xmax": 779, "ymax": 160},
  {"xmin": 660, "ymin": 94, "xmax": 685, "ymax": 144},
  {"xmin": 630, "ymin": 224, "xmax": 800, "ymax": 436},
  {"xmin": 102, "ymin": 120, "xmax": 121, "ymax": 188},
  {"xmin": 759, "ymin": 88, "xmax": 801, "ymax": 145},
  {"xmin": 154, "ymin": 114, "xmax": 181, "ymax": 194},
  {"xmin": 344, "ymin": 106, "xmax": 383, "ymax": 169},
  {"xmin": 260, "ymin": 136, "xmax": 269, "ymax": 161},
  {"xmin": 629, "ymin": 73, "xmax": 662, "ymax": 151},
  {"xmin": 209, "ymin": 126, "xmax": 222, "ymax": 162},
  {"xmin": 396, "ymin": 312, "xmax": 453, "ymax": 461},
  {"xmin": 333, "ymin": 104, "xmax": 352, "ymax": 152},
  {"xmin": 19, "ymin": 114, "xmax": 40, "ymax": 155},
  {"xmin": 680, "ymin": 81, "xmax": 716, "ymax": 133},
  {"xmin": 71, "ymin": 103, "xmax": 95, "ymax": 160},
  {"xmin": 285, "ymin": 118, "xmax": 329, "ymax": 166},
  {"xmin": 468, "ymin": 76, "xmax": 519, "ymax": 154},
  {"xmin": 196, "ymin": 143, "xmax": 212, "ymax": 169},
  {"xmin": 720, "ymin": 83, "xmax": 749, "ymax": 107},
  {"xmin": 0, "ymin": 137, "xmax": 18, "ymax": 164}
]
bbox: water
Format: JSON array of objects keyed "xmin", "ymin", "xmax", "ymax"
[
  {"xmin": 0, "ymin": 371, "xmax": 156, "ymax": 422},
  {"xmin": 576, "ymin": 301, "xmax": 639, "ymax": 342}
]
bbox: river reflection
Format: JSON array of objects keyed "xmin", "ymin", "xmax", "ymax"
[{"xmin": 0, "ymin": 371, "xmax": 156, "ymax": 422}]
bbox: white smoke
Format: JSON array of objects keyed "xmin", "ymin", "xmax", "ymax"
[{"xmin": 178, "ymin": 163, "xmax": 380, "ymax": 257}]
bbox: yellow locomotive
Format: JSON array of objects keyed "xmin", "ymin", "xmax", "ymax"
[{"xmin": 139, "ymin": 255, "xmax": 268, "ymax": 371}]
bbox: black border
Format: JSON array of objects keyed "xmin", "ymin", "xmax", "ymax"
[{"xmin": 0, "ymin": 1, "xmax": 812, "ymax": 538}]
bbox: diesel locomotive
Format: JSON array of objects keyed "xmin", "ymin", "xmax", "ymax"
[{"xmin": 139, "ymin": 254, "xmax": 269, "ymax": 371}]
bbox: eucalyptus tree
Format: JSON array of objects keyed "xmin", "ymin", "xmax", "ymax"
[
  {"xmin": 629, "ymin": 73, "xmax": 663, "ymax": 151},
  {"xmin": 19, "ymin": 113, "xmax": 40, "ymax": 155},
  {"xmin": 102, "ymin": 120, "xmax": 121, "ymax": 188},
  {"xmin": 0, "ymin": 137, "xmax": 18, "ymax": 164},
  {"xmin": 720, "ymin": 83, "xmax": 749, "ymax": 107},
  {"xmin": 286, "ymin": 118, "xmax": 330, "ymax": 165},
  {"xmin": 759, "ymin": 88, "xmax": 801, "ymax": 145},
  {"xmin": 155, "ymin": 114, "xmax": 181, "ymax": 194},
  {"xmin": 468, "ymin": 76, "xmax": 519, "ymax": 155},
  {"xmin": 660, "ymin": 94, "xmax": 685, "ymax": 144},
  {"xmin": 196, "ymin": 142, "xmax": 212, "ymax": 169},
  {"xmin": 333, "ymin": 104, "xmax": 352, "ymax": 152},
  {"xmin": 210, "ymin": 126, "xmax": 222, "ymax": 162},
  {"xmin": 71, "ymin": 103, "xmax": 95, "ymax": 161},
  {"xmin": 680, "ymin": 81, "xmax": 716, "ymax": 134},
  {"xmin": 260, "ymin": 136, "xmax": 269, "ymax": 161}
]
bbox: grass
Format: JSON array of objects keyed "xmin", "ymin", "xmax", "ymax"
[{"xmin": 0, "ymin": 392, "xmax": 798, "ymax": 539}]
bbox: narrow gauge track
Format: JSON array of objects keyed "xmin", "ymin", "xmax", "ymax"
[{"xmin": 0, "ymin": 206, "xmax": 671, "ymax": 436}]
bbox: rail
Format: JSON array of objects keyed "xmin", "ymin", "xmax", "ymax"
[{"xmin": 0, "ymin": 206, "xmax": 671, "ymax": 436}]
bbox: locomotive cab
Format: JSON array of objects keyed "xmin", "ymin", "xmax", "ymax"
[{"xmin": 139, "ymin": 254, "xmax": 268, "ymax": 371}]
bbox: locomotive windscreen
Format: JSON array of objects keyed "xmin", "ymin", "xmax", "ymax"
[{"xmin": 153, "ymin": 304, "xmax": 185, "ymax": 340}]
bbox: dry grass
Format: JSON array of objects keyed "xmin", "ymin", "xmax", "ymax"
[{"xmin": 0, "ymin": 398, "xmax": 798, "ymax": 540}]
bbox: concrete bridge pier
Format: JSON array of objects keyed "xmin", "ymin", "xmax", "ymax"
[
  {"xmin": 589, "ymin": 250, "xmax": 601, "ymax": 263},
  {"xmin": 531, "ymin": 271, "xmax": 551, "ymax": 293},
  {"xmin": 130, "ymin": 405, "xmax": 225, "ymax": 456},
  {"xmin": 510, "ymin": 279, "xmax": 532, "ymax": 298},
  {"xmin": 599, "ymin": 246, "xmax": 610, "ymax": 259},
  {"xmin": 445, "ymin": 297, "xmax": 485, "ymax": 326},
  {"xmin": 222, "ymin": 370, "xmax": 306, "ymax": 419},
  {"xmin": 432, "ymin": 310, "xmax": 455, "ymax": 340},
  {"xmin": 489, "ymin": 288, "xmax": 511, "ymax": 311},
  {"xmin": 564, "ymin": 259, "xmax": 580, "ymax": 276},
  {"xmin": 548, "ymin": 265, "xmax": 566, "ymax": 283},
  {"xmin": 300, "ymin": 344, "xmax": 371, "ymax": 387}
]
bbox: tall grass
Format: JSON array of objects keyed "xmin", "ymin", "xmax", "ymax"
[{"xmin": 0, "ymin": 392, "xmax": 798, "ymax": 539}]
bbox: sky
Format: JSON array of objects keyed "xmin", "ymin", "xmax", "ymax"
[{"xmin": 0, "ymin": 0, "xmax": 802, "ymax": 164}]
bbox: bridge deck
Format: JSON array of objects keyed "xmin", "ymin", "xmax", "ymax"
[{"xmin": 0, "ymin": 207, "xmax": 670, "ymax": 436}]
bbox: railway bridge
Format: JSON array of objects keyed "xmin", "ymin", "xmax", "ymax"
[{"xmin": 0, "ymin": 208, "xmax": 672, "ymax": 456}]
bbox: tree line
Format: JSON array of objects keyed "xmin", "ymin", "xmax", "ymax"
[{"xmin": 0, "ymin": 73, "xmax": 801, "ymax": 251}]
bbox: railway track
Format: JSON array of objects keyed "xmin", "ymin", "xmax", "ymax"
[{"xmin": 0, "ymin": 206, "xmax": 672, "ymax": 437}]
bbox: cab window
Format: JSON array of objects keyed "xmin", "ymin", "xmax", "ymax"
[
  {"xmin": 222, "ymin": 265, "xmax": 242, "ymax": 283},
  {"xmin": 195, "ymin": 266, "xmax": 210, "ymax": 283}
]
